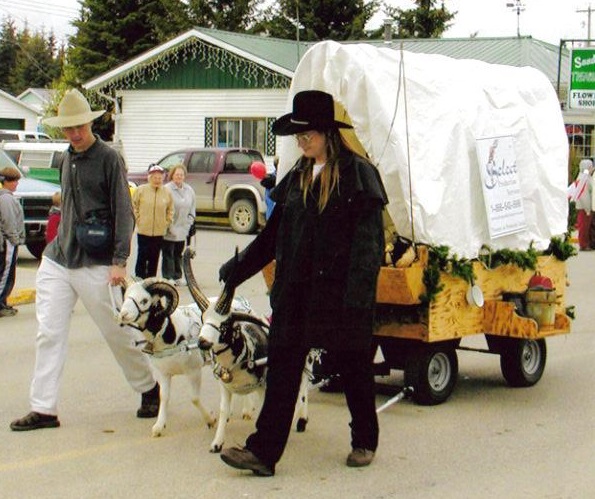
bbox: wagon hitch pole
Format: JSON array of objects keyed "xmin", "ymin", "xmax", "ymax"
[{"xmin": 376, "ymin": 386, "xmax": 414, "ymax": 413}]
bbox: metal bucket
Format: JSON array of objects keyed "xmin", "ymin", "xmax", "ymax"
[{"xmin": 525, "ymin": 289, "xmax": 557, "ymax": 327}]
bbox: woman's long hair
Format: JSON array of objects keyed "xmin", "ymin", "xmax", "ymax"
[{"xmin": 299, "ymin": 128, "xmax": 342, "ymax": 212}]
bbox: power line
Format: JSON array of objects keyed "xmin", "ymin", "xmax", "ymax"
[
  {"xmin": 0, "ymin": 0, "xmax": 78, "ymax": 18},
  {"xmin": 4, "ymin": 38, "xmax": 60, "ymax": 82},
  {"xmin": 0, "ymin": 0, "xmax": 78, "ymax": 41}
]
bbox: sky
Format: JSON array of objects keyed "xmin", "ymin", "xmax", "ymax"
[{"xmin": 0, "ymin": 0, "xmax": 592, "ymax": 47}]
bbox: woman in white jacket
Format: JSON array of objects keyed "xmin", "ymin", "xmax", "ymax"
[{"xmin": 162, "ymin": 165, "xmax": 196, "ymax": 285}]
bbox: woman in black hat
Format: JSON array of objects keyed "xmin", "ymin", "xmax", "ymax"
[{"xmin": 218, "ymin": 90, "xmax": 387, "ymax": 476}]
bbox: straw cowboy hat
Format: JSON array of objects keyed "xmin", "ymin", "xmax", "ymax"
[
  {"xmin": 272, "ymin": 90, "xmax": 353, "ymax": 136},
  {"xmin": 43, "ymin": 89, "xmax": 105, "ymax": 128}
]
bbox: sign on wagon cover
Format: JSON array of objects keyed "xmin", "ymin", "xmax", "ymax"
[{"xmin": 476, "ymin": 136, "xmax": 527, "ymax": 239}]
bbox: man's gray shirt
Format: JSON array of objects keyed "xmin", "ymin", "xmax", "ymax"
[{"xmin": 45, "ymin": 137, "xmax": 134, "ymax": 268}]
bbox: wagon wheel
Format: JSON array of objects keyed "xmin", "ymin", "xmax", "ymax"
[
  {"xmin": 499, "ymin": 338, "xmax": 547, "ymax": 387},
  {"xmin": 405, "ymin": 345, "xmax": 458, "ymax": 406}
]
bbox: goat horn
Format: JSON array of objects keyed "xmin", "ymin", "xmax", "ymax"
[
  {"xmin": 145, "ymin": 278, "xmax": 179, "ymax": 315},
  {"xmin": 214, "ymin": 284, "xmax": 235, "ymax": 315},
  {"xmin": 182, "ymin": 248, "xmax": 210, "ymax": 312},
  {"xmin": 121, "ymin": 276, "xmax": 138, "ymax": 290}
]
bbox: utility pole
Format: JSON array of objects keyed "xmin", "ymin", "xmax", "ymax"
[
  {"xmin": 506, "ymin": 1, "xmax": 526, "ymax": 38},
  {"xmin": 296, "ymin": 0, "xmax": 300, "ymax": 44},
  {"xmin": 296, "ymin": 0, "xmax": 301, "ymax": 62},
  {"xmin": 577, "ymin": 4, "xmax": 593, "ymax": 45}
]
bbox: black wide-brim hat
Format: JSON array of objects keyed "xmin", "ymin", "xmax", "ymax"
[{"xmin": 272, "ymin": 90, "xmax": 353, "ymax": 136}]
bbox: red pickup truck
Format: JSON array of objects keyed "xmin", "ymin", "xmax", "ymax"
[{"xmin": 128, "ymin": 147, "xmax": 267, "ymax": 234}]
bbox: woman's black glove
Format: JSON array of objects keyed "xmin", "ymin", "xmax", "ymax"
[
  {"xmin": 260, "ymin": 174, "xmax": 276, "ymax": 190},
  {"xmin": 219, "ymin": 258, "xmax": 237, "ymax": 286}
]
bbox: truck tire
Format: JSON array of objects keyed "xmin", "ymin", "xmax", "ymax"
[
  {"xmin": 26, "ymin": 241, "xmax": 46, "ymax": 260},
  {"xmin": 499, "ymin": 338, "xmax": 546, "ymax": 387},
  {"xmin": 405, "ymin": 344, "xmax": 458, "ymax": 405},
  {"xmin": 229, "ymin": 199, "xmax": 258, "ymax": 234}
]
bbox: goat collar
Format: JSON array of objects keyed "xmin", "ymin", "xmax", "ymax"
[
  {"xmin": 208, "ymin": 348, "xmax": 267, "ymax": 385},
  {"xmin": 142, "ymin": 338, "xmax": 202, "ymax": 359},
  {"xmin": 139, "ymin": 320, "xmax": 201, "ymax": 358}
]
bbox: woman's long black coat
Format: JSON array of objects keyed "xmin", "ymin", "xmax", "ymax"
[{"xmin": 220, "ymin": 150, "xmax": 388, "ymax": 351}]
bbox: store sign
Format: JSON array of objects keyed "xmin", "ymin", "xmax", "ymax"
[
  {"xmin": 476, "ymin": 136, "xmax": 526, "ymax": 239},
  {"xmin": 569, "ymin": 48, "xmax": 595, "ymax": 109}
]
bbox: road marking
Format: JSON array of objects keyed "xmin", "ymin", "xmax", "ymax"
[
  {"xmin": 1, "ymin": 429, "xmax": 199, "ymax": 472},
  {"xmin": 7, "ymin": 288, "xmax": 36, "ymax": 306}
]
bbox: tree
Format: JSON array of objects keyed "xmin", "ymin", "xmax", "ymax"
[
  {"xmin": 0, "ymin": 18, "xmax": 64, "ymax": 96},
  {"xmin": 185, "ymin": 0, "xmax": 259, "ymax": 31},
  {"xmin": 385, "ymin": 0, "xmax": 456, "ymax": 39},
  {"xmin": 67, "ymin": 0, "xmax": 190, "ymax": 85},
  {"xmin": 0, "ymin": 18, "xmax": 18, "ymax": 92},
  {"xmin": 66, "ymin": 0, "xmax": 265, "ymax": 86},
  {"xmin": 254, "ymin": 0, "xmax": 379, "ymax": 41},
  {"xmin": 9, "ymin": 29, "xmax": 63, "ymax": 95}
]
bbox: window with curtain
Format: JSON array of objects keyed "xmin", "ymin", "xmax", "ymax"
[{"xmin": 215, "ymin": 118, "xmax": 266, "ymax": 152}]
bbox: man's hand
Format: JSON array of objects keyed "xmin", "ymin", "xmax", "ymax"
[{"xmin": 109, "ymin": 265, "xmax": 127, "ymax": 286}]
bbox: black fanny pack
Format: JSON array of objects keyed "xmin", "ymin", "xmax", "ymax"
[{"xmin": 75, "ymin": 211, "xmax": 112, "ymax": 257}]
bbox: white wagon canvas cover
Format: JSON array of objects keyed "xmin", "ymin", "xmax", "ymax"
[{"xmin": 275, "ymin": 41, "xmax": 569, "ymax": 259}]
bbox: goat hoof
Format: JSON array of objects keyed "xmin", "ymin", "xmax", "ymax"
[
  {"xmin": 210, "ymin": 444, "xmax": 223, "ymax": 453},
  {"xmin": 296, "ymin": 418, "xmax": 308, "ymax": 433},
  {"xmin": 152, "ymin": 425, "xmax": 165, "ymax": 437}
]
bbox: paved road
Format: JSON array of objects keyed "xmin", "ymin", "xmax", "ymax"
[{"xmin": 1, "ymin": 230, "xmax": 594, "ymax": 498}]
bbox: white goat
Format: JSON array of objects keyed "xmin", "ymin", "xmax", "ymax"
[
  {"xmin": 183, "ymin": 248, "xmax": 310, "ymax": 453},
  {"xmin": 116, "ymin": 278, "xmax": 215, "ymax": 437}
]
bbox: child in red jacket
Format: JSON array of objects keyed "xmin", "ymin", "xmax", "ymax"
[{"xmin": 45, "ymin": 192, "xmax": 61, "ymax": 244}]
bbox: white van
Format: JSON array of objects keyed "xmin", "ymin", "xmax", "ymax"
[
  {"xmin": 0, "ymin": 129, "xmax": 52, "ymax": 141},
  {"xmin": 0, "ymin": 141, "xmax": 69, "ymax": 184}
]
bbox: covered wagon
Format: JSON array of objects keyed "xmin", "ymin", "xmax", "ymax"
[{"xmin": 265, "ymin": 40, "xmax": 572, "ymax": 405}]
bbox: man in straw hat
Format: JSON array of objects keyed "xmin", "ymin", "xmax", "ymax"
[{"xmin": 10, "ymin": 89, "xmax": 159, "ymax": 431}]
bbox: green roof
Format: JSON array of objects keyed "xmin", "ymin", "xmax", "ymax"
[
  {"xmin": 85, "ymin": 28, "xmax": 569, "ymax": 94},
  {"xmin": 379, "ymin": 37, "xmax": 567, "ymax": 85},
  {"xmin": 197, "ymin": 29, "xmax": 568, "ymax": 85},
  {"xmin": 194, "ymin": 27, "xmax": 309, "ymax": 73}
]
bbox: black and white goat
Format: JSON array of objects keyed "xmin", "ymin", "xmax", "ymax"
[
  {"xmin": 116, "ymin": 277, "xmax": 215, "ymax": 437},
  {"xmin": 183, "ymin": 248, "xmax": 310, "ymax": 453}
]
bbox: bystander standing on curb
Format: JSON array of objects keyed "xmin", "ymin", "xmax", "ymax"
[{"xmin": 0, "ymin": 166, "xmax": 26, "ymax": 317}]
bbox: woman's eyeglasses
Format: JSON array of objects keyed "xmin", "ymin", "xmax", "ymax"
[{"xmin": 294, "ymin": 133, "xmax": 313, "ymax": 145}]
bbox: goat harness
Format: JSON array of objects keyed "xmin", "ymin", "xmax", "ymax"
[
  {"xmin": 206, "ymin": 346, "xmax": 267, "ymax": 386},
  {"xmin": 139, "ymin": 337, "xmax": 203, "ymax": 359}
]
